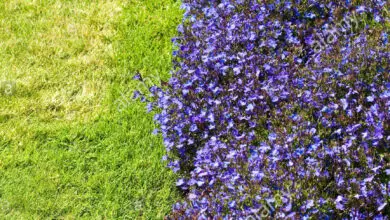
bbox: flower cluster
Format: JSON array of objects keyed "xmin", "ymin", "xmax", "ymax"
[{"xmin": 136, "ymin": 0, "xmax": 390, "ymax": 218}]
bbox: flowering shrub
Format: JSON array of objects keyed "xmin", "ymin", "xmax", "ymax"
[{"xmin": 136, "ymin": 0, "xmax": 389, "ymax": 218}]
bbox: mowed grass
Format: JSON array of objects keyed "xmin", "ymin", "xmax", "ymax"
[{"xmin": 0, "ymin": 0, "xmax": 182, "ymax": 218}]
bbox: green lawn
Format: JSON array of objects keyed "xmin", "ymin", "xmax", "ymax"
[{"xmin": 0, "ymin": 0, "xmax": 182, "ymax": 218}]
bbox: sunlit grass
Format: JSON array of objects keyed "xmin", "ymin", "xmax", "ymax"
[{"xmin": 0, "ymin": 0, "xmax": 182, "ymax": 218}]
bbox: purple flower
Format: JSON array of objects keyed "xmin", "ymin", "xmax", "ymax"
[
  {"xmin": 246, "ymin": 103, "xmax": 255, "ymax": 112},
  {"xmin": 340, "ymin": 99, "xmax": 348, "ymax": 110},
  {"xmin": 356, "ymin": 6, "xmax": 366, "ymax": 13},
  {"xmin": 335, "ymin": 196, "xmax": 345, "ymax": 210},
  {"xmin": 142, "ymin": 1, "xmax": 390, "ymax": 218},
  {"xmin": 268, "ymin": 133, "xmax": 277, "ymax": 141},
  {"xmin": 132, "ymin": 72, "xmax": 142, "ymax": 81},
  {"xmin": 367, "ymin": 96, "xmax": 375, "ymax": 102},
  {"xmin": 190, "ymin": 124, "xmax": 198, "ymax": 132},
  {"xmin": 176, "ymin": 179, "xmax": 185, "ymax": 187}
]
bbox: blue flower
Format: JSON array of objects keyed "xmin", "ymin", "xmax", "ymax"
[{"xmin": 143, "ymin": 1, "xmax": 390, "ymax": 217}]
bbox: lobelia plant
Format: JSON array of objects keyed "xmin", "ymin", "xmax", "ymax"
[{"xmin": 135, "ymin": 0, "xmax": 389, "ymax": 219}]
